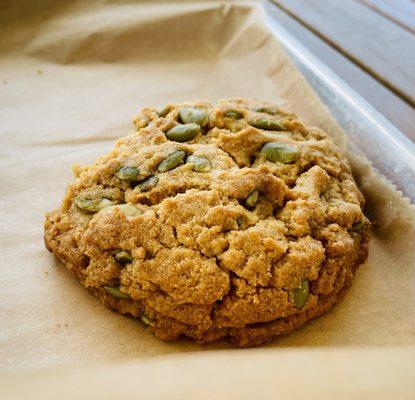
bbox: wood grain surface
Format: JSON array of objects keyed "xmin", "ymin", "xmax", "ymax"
[
  {"xmin": 357, "ymin": 0, "xmax": 415, "ymax": 33},
  {"xmin": 269, "ymin": 0, "xmax": 415, "ymax": 141}
]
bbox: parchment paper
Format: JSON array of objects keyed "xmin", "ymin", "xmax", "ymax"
[{"xmin": 0, "ymin": 0, "xmax": 414, "ymax": 398}]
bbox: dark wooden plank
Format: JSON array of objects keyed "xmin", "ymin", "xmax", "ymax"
[
  {"xmin": 358, "ymin": 0, "xmax": 415, "ymax": 33},
  {"xmin": 266, "ymin": 2, "xmax": 415, "ymax": 141},
  {"xmin": 271, "ymin": 0, "xmax": 415, "ymax": 107}
]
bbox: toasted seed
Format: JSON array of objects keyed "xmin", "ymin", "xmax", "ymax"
[
  {"xmin": 115, "ymin": 166, "xmax": 141, "ymax": 181},
  {"xmin": 158, "ymin": 105, "xmax": 172, "ymax": 117},
  {"xmin": 289, "ymin": 280, "xmax": 309, "ymax": 308},
  {"xmin": 166, "ymin": 123, "xmax": 200, "ymax": 142},
  {"xmin": 104, "ymin": 286, "xmax": 130, "ymax": 299},
  {"xmin": 245, "ymin": 190, "xmax": 259, "ymax": 208},
  {"xmin": 99, "ymin": 204, "xmax": 142, "ymax": 218},
  {"xmin": 260, "ymin": 142, "xmax": 299, "ymax": 164},
  {"xmin": 249, "ymin": 117, "xmax": 286, "ymax": 131},
  {"xmin": 179, "ymin": 108, "xmax": 209, "ymax": 127},
  {"xmin": 114, "ymin": 250, "xmax": 133, "ymax": 264},
  {"xmin": 254, "ymin": 106, "xmax": 277, "ymax": 115},
  {"xmin": 75, "ymin": 197, "xmax": 115, "ymax": 213},
  {"xmin": 138, "ymin": 176, "xmax": 159, "ymax": 192},
  {"xmin": 186, "ymin": 155, "xmax": 211, "ymax": 172},
  {"xmin": 351, "ymin": 221, "xmax": 365, "ymax": 231},
  {"xmin": 140, "ymin": 314, "xmax": 156, "ymax": 327},
  {"xmin": 157, "ymin": 150, "xmax": 186, "ymax": 172},
  {"xmin": 223, "ymin": 110, "xmax": 243, "ymax": 119},
  {"xmin": 134, "ymin": 116, "xmax": 149, "ymax": 129}
]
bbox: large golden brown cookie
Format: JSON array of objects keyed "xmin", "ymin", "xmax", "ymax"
[{"xmin": 44, "ymin": 98, "xmax": 369, "ymax": 347}]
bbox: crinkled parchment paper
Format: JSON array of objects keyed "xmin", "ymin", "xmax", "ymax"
[{"xmin": 0, "ymin": 0, "xmax": 414, "ymax": 398}]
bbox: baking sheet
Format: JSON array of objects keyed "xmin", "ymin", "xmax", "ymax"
[{"xmin": 0, "ymin": 0, "xmax": 414, "ymax": 398}]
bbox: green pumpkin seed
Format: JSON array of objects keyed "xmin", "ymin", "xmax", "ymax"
[
  {"xmin": 260, "ymin": 142, "xmax": 299, "ymax": 164},
  {"xmin": 75, "ymin": 197, "xmax": 115, "ymax": 213},
  {"xmin": 157, "ymin": 150, "xmax": 186, "ymax": 172},
  {"xmin": 249, "ymin": 118, "xmax": 286, "ymax": 131},
  {"xmin": 186, "ymin": 155, "xmax": 211, "ymax": 172},
  {"xmin": 254, "ymin": 106, "xmax": 277, "ymax": 115},
  {"xmin": 351, "ymin": 221, "xmax": 365, "ymax": 231},
  {"xmin": 179, "ymin": 108, "xmax": 209, "ymax": 127},
  {"xmin": 223, "ymin": 110, "xmax": 243, "ymax": 119},
  {"xmin": 158, "ymin": 105, "xmax": 172, "ymax": 117},
  {"xmin": 99, "ymin": 204, "xmax": 142, "ymax": 218},
  {"xmin": 140, "ymin": 314, "xmax": 156, "ymax": 327},
  {"xmin": 114, "ymin": 250, "xmax": 133, "ymax": 264},
  {"xmin": 245, "ymin": 190, "xmax": 259, "ymax": 208},
  {"xmin": 289, "ymin": 280, "xmax": 309, "ymax": 308},
  {"xmin": 104, "ymin": 286, "xmax": 130, "ymax": 299},
  {"xmin": 166, "ymin": 123, "xmax": 200, "ymax": 142},
  {"xmin": 138, "ymin": 176, "xmax": 159, "ymax": 192},
  {"xmin": 115, "ymin": 166, "xmax": 141, "ymax": 181}
]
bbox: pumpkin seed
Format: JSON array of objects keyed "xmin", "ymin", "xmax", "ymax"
[
  {"xmin": 138, "ymin": 176, "xmax": 159, "ymax": 192},
  {"xmin": 289, "ymin": 280, "xmax": 309, "ymax": 308},
  {"xmin": 157, "ymin": 150, "xmax": 186, "ymax": 172},
  {"xmin": 75, "ymin": 197, "xmax": 115, "ymax": 213},
  {"xmin": 254, "ymin": 106, "xmax": 277, "ymax": 115},
  {"xmin": 104, "ymin": 286, "xmax": 130, "ymax": 299},
  {"xmin": 249, "ymin": 118, "xmax": 286, "ymax": 131},
  {"xmin": 186, "ymin": 155, "xmax": 211, "ymax": 172},
  {"xmin": 223, "ymin": 110, "xmax": 243, "ymax": 119},
  {"xmin": 351, "ymin": 221, "xmax": 365, "ymax": 231},
  {"xmin": 114, "ymin": 250, "xmax": 133, "ymax": 264},
  {"xmin": 140, "ymin": 314, "xmax": 156, "ymax": 327},
  {"xmin": 115, "ymin": 166, "xmax": 141, "ymax": 181},
  {"xmin": 245, "ymin": 190, "xmax": 259, "ymax": 208},
  {"xmin": 179, "ymin": 107, "xmax": 209, "ymax": 127},
  {"xmin": 158, "ymin": 105, "xmax": 172, "ymax": 117},
  {"xmin": 166, "ymin": 123, "xmax": 200, "ymax": 142},
  {"xmin": 260, "ymin": 142, "xmax": 299, "ymax": 164}
]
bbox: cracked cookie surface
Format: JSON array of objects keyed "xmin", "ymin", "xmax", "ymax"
[{"xmin": 44, "ymin": 98, "xmax": 369, "ymax": 347}]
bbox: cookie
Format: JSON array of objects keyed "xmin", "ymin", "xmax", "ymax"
[{"xmin": 44, "ymin": 98, "xmax": 369, "ymax": 347}]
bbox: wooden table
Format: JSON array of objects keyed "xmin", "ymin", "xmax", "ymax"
[{"xmin": 269, "ymin": 0, "xmax": 415, "ymax": 142}]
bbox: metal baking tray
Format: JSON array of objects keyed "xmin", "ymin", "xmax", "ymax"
[{"xmin": 263, "ymin": 0, "xmax": 415, "ymax": 203}]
